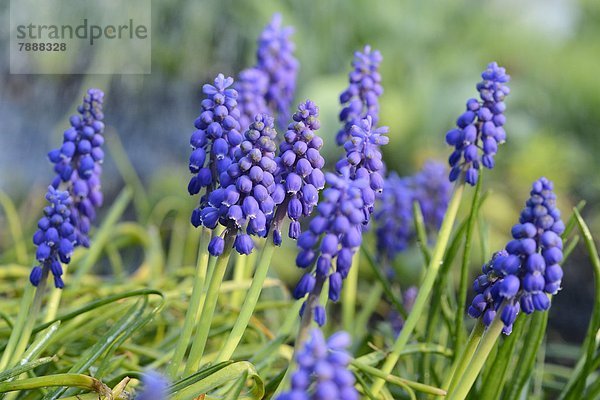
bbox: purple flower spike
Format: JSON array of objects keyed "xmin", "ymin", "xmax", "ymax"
[
  {"xmin": 293, "ymin": 170, "xmax": 369, "ymax": 313},
  {"xmin": 375, "ymin": 173, "xmax": 413, "ymax": 258},
  {"xmin": 277, "ymin": 329, "xmax": 359, "ymax": 400},
  {"xmin": 375, "ymin": 161, "xmax": 452, "ymax": 261},
  {"xmin": 272, "ymin": 100, "xmax": 326, "ymax": 243},
  {"xmin": 336, "ymin": 45, "xmax": 383, "ymax": 146},
  {"xmin": 446, "ymin": 62, "xmax": 510, "ymax": 185},
  {"xmin": 189, "ymin": 73, "xmax": 242, "ymax": 221},
  {"xmin": 200, "ymin": 114, "xmax": 279, "ymax": 256},
  {"xmin": 256, "ymin": 13, "xmax": 299, "ymax": 129},
  {"xmin": 48, "ymin": 88, "xmax": 105, "ymax": 248},
  {"xmin": 235, "ymin": 67, "xmax": 269, "ymax": 132},
  {"xmin": 30, "ymin": 186, "xmax": 77, "ymax": 288},
  {"xmin": 467, "ymin": 177, "xmax": 564, "ymax": 334},
  {"xmin": 137, "ymin": 370, "xmax": 169, "ymax": 400},
  {"xmin": 337, "ymin": 116, "xmax": 389, "ymax": 218}
]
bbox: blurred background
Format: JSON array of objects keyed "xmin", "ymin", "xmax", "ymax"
[{"xmin": 1, "ymin": 0, "xmax": 599, "ymax": 346}]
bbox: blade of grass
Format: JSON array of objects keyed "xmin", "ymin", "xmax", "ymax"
[
  {"xmin": 172, "ymin": 361, "xmax": 264, "ymax": 400},
  {"xmin": 478, "ymin": 313, "xmax": 526, "ymax": 400},
  {"xmin": 72, "ymin": 187, "xmax": 133, "ymax": 285},
  {"xmin": 351, "ymin": 359, "xmax": 447, "ymax": 396},
  {"xmin": 503, "ymin": 310, "xmax": 549, "ymax": 400},
  {"xmin": 361, "ymin": 246, "xmax": 406, "ymax": 318},
  {"xmin": 559, "ymin": 208, "xmax": 600, "ymax": 399},
  {"xmin": 106, "ymin": 130, "xmax": 151, "ymax": 220},
  {"xmin": 0, "ymin": 356, "xmax": 57, "ymax": 382},
  {"xmin": 0, "ymin": 191, "xmax": 28, "ymax": 265},
  {"xmin": 455, "ymin": 172, "xmax": 483, "ymax": 351},
  {"xmin": 413, "ymin": 201, "xmax": 432, "ymax": 265}
]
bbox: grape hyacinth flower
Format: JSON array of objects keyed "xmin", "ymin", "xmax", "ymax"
[
  {"xmin": 468, "ymin": 177, "xmax": 564, "ymax": 334},
  {"xmin": 294, "ymin": 170, "xmax": 369, "ymax": 325},
  {"xmin": 272, "ymin": 100, "xmax": 326, "ymax": 244},
  {"xmin": 200, "ymin": 114, "xmax": 278, "ymax": 256},
  {"xmin": 47, "ymin": 88, "xmax": 105, "ymax": 247},
  {"xmin": 137, "ymin": 371, "xmax": 169, "ymax": 400},
  {"xmin": 30, "ymin": 186, "xmax": 76, "ymax": 289},
  {"xmin": 445, "ymin": 62, "xmax": 510, "ymax": 186},
  {"xmin": 374, "ymin": 173, "xmax": 414, "ymax": 260},
  {"xmin": 235, "ymin": 67, "xmax": 269, "ymax": 132},
  {"xmin": 375, "ymin": 161, "xmax": 451, "ymax": 263},
  {"xmin": 277, "ymin": 329, "xmax": 359, "ymax": 400},
  {"xmin": 189, "ymin": 74, "xmax": 243, "ymax": 225},
  {"xmin": 256, "ymin": 13, "xmax": 299, "ymax": 129},
  {"xmin": 412, "ymin": 161, "xmax": 452, "ymax": 231},
  {"xmin": 336, "ymin": 45, "xmax": 383, "ymax": 146},
  {"xmin": 336, "ymin": 116, "xmax": 389, "ymax": 219}
]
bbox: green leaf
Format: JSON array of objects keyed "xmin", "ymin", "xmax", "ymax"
[
  {"xmin": 558, "ymin": 207, "xmax": 600, "ymax": 399},
  {"xmin": 170, "ymin": 361, "xmax": 264, "ymax": 400},
  {"xmin": 503, "ymin": 311, "xmax": 549, "ymax": 400},
  {"xmin": 413, "ymin": 200, "xmax": 432, "ymax": 265},
  {"xmin": 0, "ymin": 356, "xmax": 57, "ymax": 382},
  {"xmin": 72, "ymin": 187, "xmax": 133, "ymax": 284},
  {"xmin": 361, "ymin": 246, "xmax": 407, "ymax": 318},
  {"xmin": 478, "ymin": 313, "xmax": 527, "ymax": 400}
]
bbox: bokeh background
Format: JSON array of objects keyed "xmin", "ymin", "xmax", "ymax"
[{"xmin": 1, "ymin": 0, "xmax": 599, "ymax": 346}]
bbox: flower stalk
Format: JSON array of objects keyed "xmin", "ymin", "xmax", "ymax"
[
  {"xmin": 185, "ymin": 231, "xmax": 235, "ymax": 374},
  {"xmin": 447, "ymin": 311, "xmax": 504, "ymax": 400},
  {"xmin": 370, "ymin": 182, "xmax": 465, "ymax": 395},
  {"xmin": 168, "ymin": 226, "xmax": 212, "ymax": 378}
]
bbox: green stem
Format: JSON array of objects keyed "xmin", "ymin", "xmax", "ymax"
[
  {"xmin": 447, "ymin": 314, "xmax": 504, "ymax": 400},
  {"xmin": 355, "ymin": 282, "xmax": 384, "ymax": 342},
  {"xmin": 478, "ymin": 314, "xmax": 526, "ymax": 400},
  {"xmin": 559, "ymin": 208, "xmax": 600, "ymax": 400},
  {"xmin": 198, "ymin": 255, "xmax": 218, "ymax": 320},
  {"xmin": 44, "ymin": 266, "xmax": 69, "ymax": 323},
  {"xmin": 342, "ymin": 251, "xmax": 360, "ymax": 334},
  {"xmin": 185, "ymin": 231, "xmax": 235, "ymax": 374},
  {"xmin": 0, "ymin": 374, "xmax": 110, "ymax": 396},
  {"xmin": 351, "ymin": 359, "xmax": 447, "ymax": 397},
  {"xmin": 0, "ymin": 285, "xmax": 35, "ymax": 371},
  {"xmin": 371, "ymin": 183, "xmax": 465, "ymax": 396},
  {"xmin": 0, "ymin": 191, "xmax": 28, "ymax": 265},
  {"xmin": 216, "ymin": 238, "xmax": 277, "ymax": 362},
  {"xmin": 230, "ymin": 252, "xmax": 249, "ymax": 310},
  {"xmin": 455, "ymin": 172, "xmax": 483, "ymax": 351},
  {"xmin": 441, "ymin": 320, "xmax": 485, "ymax": 395},
  {"xmin": 413, "ymin": 201, "xmax": 432, "ymax": 265},
  {"xmin": 296, "ymin": 276, "xmax": 325, "ymax": 350},
  {"xmin": 168, "ymin": 227, "xmax": 212, "ymax": 379},
  {"xmin": 5, "ymin": 272, "xmax": 48, "ymax": 369}
]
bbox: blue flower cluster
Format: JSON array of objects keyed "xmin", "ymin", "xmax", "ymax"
[
  {"xmin": 294, "ymin": 171, "xmax": 368, "ymax": 323},
  {"xmin": 412, "ymin": 161, "xmax": 452, "ymax": 231},
  {"xmin": 277, "ymin": 329, "xmax": 358, "ymax": 400},
  {"xmin": 374, "ymin": 173, "xmax": 413, "ymax": 259},
  {"xmin": 200, "ymin": 114, "xmax": 279, "ymax": 256},
  {"xmin": 189, "ymin": 74, "xmax": 243, "ymax": 224},
  {"xmin": 30, "ymin": 187, "xmax": 76, "ymax": 288},
  {"xmin": 468, "ymin": 177, "xmax": 564, "ymax": 334},
  {"xmin": 256, "ymin": 13, "xmax": 298, "ymax": 129},
  {"xmin": 445, "ymin": 62, "xmax": 510, "ymax": 185},
  {"xmin": 336, "ymin": 46, "xmax": 383, "ymax": 146},
  {"xmin": 47, "ymin": 88, "xmax": 105, "ymax": 247},
  {"xmin": 137, "ymin": 371, "xmax": 169, "ymax": 400},
  {"xmin": 235, "ymin": 67, "xmax": 269, "ymax": 132},
  {"xmin": 336, "ymin": 116, "xmax": 389, "ymax": 219},
  {"xmin": 272, "ymin": 100, "xmax": 326, "ymax": 244},
  {"xmin": 375, "ymin": 161, "xmax": 452, "ymax": 261}
]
